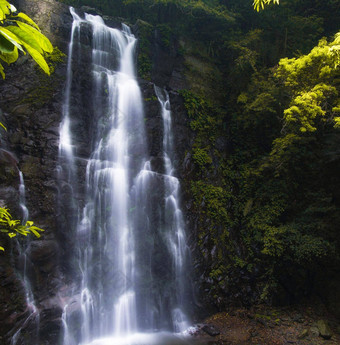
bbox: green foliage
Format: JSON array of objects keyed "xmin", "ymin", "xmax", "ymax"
[
  {"xmin": 275, "ymin": 34, "xmax": 340, "ymax": 133},
  {"xmin": 0, "ymin": 0, "xmax": 53, "ymax": 78},
  {"xmin": 192, "ymin": 147, "xmax": 213, "ymax": 168},
  {"xmin": 179, "ymin": 25, "xmax": 340, "ymax": 305},
  {"xmin": 58, "ymin": 0, "xmax": 340, "ymax": 306},
  {"xmin": 0, "ymin": 207, "xmax": 44, "ymax": 251},
  {"xmin": 135, "ymin": 20, "xmax": 153, "ymax": 79},
  {"xmin": 253, "ymin": 0, "xmax": 279, "ymax": 12}
]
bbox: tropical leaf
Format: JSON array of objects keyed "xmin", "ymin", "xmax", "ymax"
[
  {"xmin": 16, "ymin": 21, "xmax": 53, "ymax": 53},
  {"xmin": 0, "ymin": 27, "xmax": 24, "ymax": 52},
  {"xmin": 14, "ymin": 12, "xmax": 40, "ymax": 31},
  {"xmin": 7, "ymin": 25, "xmax": 43, "ymax": 54},
  {"xmin": 22, "ymin": 43, "xmax": 50, "ymax": 75},
  {"xmin": 0, "ymin": 45, "xmax": 18, "ymax": 64},
  {"xmin": 0, "ymin": 33, "xmax": 15, "ymax": 53},
  {"xmin": 0, "ymin": 0, "xmax": 11, "ymax": 21}
]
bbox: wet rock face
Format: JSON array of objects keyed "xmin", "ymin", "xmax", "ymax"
[{"xmin": 0, "ymin": 0, "xmax": 71, "ymax": 344}]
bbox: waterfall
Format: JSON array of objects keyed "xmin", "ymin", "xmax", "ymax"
[
  {"xmin": 18, "ymin": 171, "xmax": 29, "ymax": 224},
  {"xmin": 154, "ymin": 86, "xmax": 190, "ymax": 332},
  {"xmin": 59, "ymin": 8, "xmax": 191, "ymax": 345}
]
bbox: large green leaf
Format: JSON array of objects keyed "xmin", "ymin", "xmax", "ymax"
[
  {"xmin": 14, "ymin": 12, "xmax": 40, "ymax": 31},
  {"xmin": 0, "ymin": 46, "xmax": 18, "ymax": 64},
  {"xmin": 7, "ymin": 25, "xmax": 43, "ymax": 54},
  {"xmin": 0, "ymin": 0, "xmax": 11, "ymax": 21},
  {"xmin": 23, "ymin": 43, "xmax": 50, "ymax": 75},
  {"xmin": 0, "ymin": 33, "xmax": 14, "ymax": 53},
  {"xmin": 16, "ymin": 21, "xmax": 53, "ymax": 53},
  {"xmin": 0, "ymin": 27, "xmax": 24, "ymax": 52}
]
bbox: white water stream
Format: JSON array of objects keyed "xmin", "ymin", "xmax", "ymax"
[{"xmin": 59, "ymin": 8, "xmax": 191, "ymax": 345}]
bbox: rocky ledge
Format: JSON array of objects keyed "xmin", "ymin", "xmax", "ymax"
[{"xmin": 190, "ymin": 304, "xmax": 340, "ymax": 345}]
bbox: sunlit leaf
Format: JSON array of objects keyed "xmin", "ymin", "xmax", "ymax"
[
  {"xmin": 0, "ymin": 0, "xmax": 11, "ymax": 21},
  {"xmin": 0, "ymin": 45, "xmax": 18, "ymax": 64},
  {"xmin": 7, "ymin": 25, "xmax": 43, "ymax": 54},
  {"xmin": 14, "ymin": 12, "xmax": 40, "ymax": 31},
  {"xmin": 0, "ymin": 121, "xmax": 6, "ymax": 130},
  {"xmin": 0, "ymin": 27, "xmax": 24, "ymax": 52},
  {"xmin": 253, "ymin": 0, "xmax": 279, "ymax": 12},
  {"xmin": 30, "ymin": 228, "xmax": 41, "ymax": 238},
  {"xmin": 22, "ymin": 43, "xmax": 50, "ymax": 75},
  {"xmin": 16, "ymin": 21, "xmax": 53, "ymax": 53},
  {"xmin": 0, "ymin": 33, "xmax": 14, "ymax": 53}
]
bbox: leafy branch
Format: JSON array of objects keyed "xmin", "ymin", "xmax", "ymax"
[
  {"xmin": 0, "ymin": 0, "xmax": 53, "ymax": 78},
  {"xmin": 0, "ymin": 207, "xmax": 44, "ymax": 251},
  {"xmin": 253, "ymin": 0, "xmax": 279, "ymax": 12}
]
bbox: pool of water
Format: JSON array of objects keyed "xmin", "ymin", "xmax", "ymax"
[{"xmin": 81, "ymin": 332, "xmax": 208, "ymax": 345}]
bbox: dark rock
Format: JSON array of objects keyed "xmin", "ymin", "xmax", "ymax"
[
  {"xmin": 310, "ymin": 325, "xmax": 319, "ymax": 336},
  {"xmin": 201, "ymin": 324, "xmax": 220, "ymax": 336},
  {"xmin": 317, "ymin": 319, "xmax": 332, "ymax": 339}
]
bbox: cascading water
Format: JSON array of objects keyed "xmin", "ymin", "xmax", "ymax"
[
  {"xmin": 59, "ymin": 8, "xmax": 192, "ymax": 345},
  {"xmin": 154, "ymin": 86, "xmax": 191, "ymax": 332},
  {"xmin": 18, "ymin": 171, "xmax": 29, "ymax": 224}
]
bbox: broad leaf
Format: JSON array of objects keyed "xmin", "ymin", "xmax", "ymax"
[
  {"xmin": 14, "ymin": 12, "xmax": 40, "ymax": 31},
  {"xmin": 0, "ymin": 0, "xmax": 11, "ymax": 21},
  {"xmin": 0, "ymin": 33, "xmax": 14, "ymax": 53},
  {"xmin": 16, "ymin": 21, "xmax": 53, "ymax": 53},
  {"xmin": 0, "ymin": 27, "xmax": 24, "ymax": 52},
  {"xmin": 7, "ymin": 25, "xmax": 43, "ymax": 54},
  {"xmin": 0, "ymin": 46, "xmax": 18, "ymax": 64},
  {"xmin": 22, "ymin": 43, "xmax": 50, "ymax": 75}
]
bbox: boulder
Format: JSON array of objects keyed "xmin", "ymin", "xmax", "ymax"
[
  {"xmin": 201, "ymin": 323, "xmax": 220, "ymax": 336},
  {"xmin": 317, "ymin": 319, "xmax": 332, "ymax": 340}
]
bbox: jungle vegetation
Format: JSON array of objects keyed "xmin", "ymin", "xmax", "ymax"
[{"xmin": 9, "ymin": 0, "xmax": 340, "ymax": 307}]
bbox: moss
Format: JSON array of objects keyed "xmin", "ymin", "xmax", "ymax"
[
  {"xmin": 192, "ymin": 147, "xmax": 212, "ymax": 169},
  {"xmin": 156, "ymin": 23, "xmax": 172, "ymax": 48},
  {"xmin": 45, "ymin": 46, "xmax": 67, "ymax": 74},
  {"xmin": 18, "ymin": 46, "xmax": 66, "ymax": 108},
  {"xmin": 136, "ymin": 20, "xmax": 153, "ymax": 80},
  {"xmin": 144, "ymin": 95, "xmax": 158, "ymax": 102}
]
